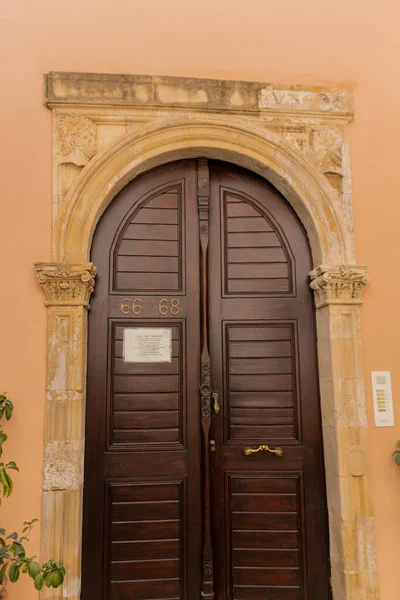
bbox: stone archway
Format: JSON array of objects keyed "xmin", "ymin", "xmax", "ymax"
[{"xmin": 36, "ymin": 72, "xmax": 379, "ymax": 600}]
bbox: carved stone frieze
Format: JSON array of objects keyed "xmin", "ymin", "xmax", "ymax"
[
  {"xmin": 35, "ymin": 262, "xmax": 97, "ymax": 307},
  {"xmin": 310, "ymin": 265, "xmax": 369, "ymax": 308},
  {"xmin": 308, "ymin": 125, "xmax": 343, "ymax": 174},
  {"xmin": 283, "ymin": 129, "xmax": 309, "ymax": 153},
  {"xmin": 260, "ymin": 86, "xmax": 351, "ymax": 113},
  {"xmin": 281, "ymin": 124, "xmax": 345, "ymax": 193},
  {"xmin": 56, "ymin": 114, "xmax": 97, "ymax": 166}
]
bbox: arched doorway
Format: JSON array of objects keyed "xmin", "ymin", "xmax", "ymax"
[
  {"xmin": 81, "ymin": 159, "xmax": 330, "ymax": 599},
  {"xmin": 36, "ymin": 87, "xmax": 378, "ymax": 600}
]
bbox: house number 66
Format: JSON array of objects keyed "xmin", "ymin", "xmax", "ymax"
[{"xmin": 120, "ymin": 298, "xmax": 142, "ymax": 315}]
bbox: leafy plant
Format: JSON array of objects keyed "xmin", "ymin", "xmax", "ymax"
[
  {"xmin": 0, "ymin": 393, "xmax": 65, "ymax": 597},
  {"xmin": 392, "ymin": 440, "xmax": 400, "ymax": 466}
]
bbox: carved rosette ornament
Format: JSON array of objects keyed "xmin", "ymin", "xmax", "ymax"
[
  {"xmin": 35, "ymin": 262, "xmax": 97, "ymax": 308},
  {"xmin": 203, "ymin": 560, "xmax": 213, "ymax": 577},
  {"xmin": 200, "ymin": 363, "xmax": 212, "ymax": 418},
  {"xmin": 310, "ymin": 265, "xmax": 369, "ymax": 308}
]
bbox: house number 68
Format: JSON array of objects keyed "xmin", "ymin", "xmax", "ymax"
[{"xmin": 158, "ymin": 298, "xmax": 180, "ymax": 315}]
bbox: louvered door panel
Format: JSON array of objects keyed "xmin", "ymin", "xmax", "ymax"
[
  {"xmin": 228, "ymin": 474, "xmax": 302, "ymax": 600},
  {"xmin": 113, "ymin": 185, "xmax": 184, "ymax": 292},
  {"xmin": 109, "ymin": 481, "xmax": 183, "ymax": 600},
  {"xmin": 222, "ymin": 193, "xmax": 294, "ymax": 296},
  {"xmin": 225, "ymin": 323, "xmax": 299, "ymax": 443}
]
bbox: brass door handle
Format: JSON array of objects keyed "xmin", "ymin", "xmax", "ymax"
[
  {"xmin": 243, "ymin": 444, "xmax": 283, "ymax": 457},
  {"xmin": 212, "ymin": 392, "xmax": 220, "ymax": 415}
]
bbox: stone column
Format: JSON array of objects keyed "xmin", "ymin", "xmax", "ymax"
[
  {"xmin": 35, "ymin": 262, "xmax": 97, "ymax": 600},
  {"xmin": 310, "ymin": 265, "xmax": 379, "ymax": 600}
]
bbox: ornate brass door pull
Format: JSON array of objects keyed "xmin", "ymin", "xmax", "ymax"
[
  {"xmin": 212, "ymin": 392, "xmax": 220, "ymax": 415},
  {"xmin": 243, "ymin": 444, "xmax": 283, "ymax": 457}
]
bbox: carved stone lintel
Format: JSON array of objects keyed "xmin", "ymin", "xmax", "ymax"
[
  {"xmin": 46, "ymin": 73, "xmax": 354, "ymax": 117},
  {"xmin": 310, "ymin": 265, "xmax": 369, "ymax": 308},
  {"xmin": 35, "ymin": 262, "xmax": 97, "ymax": 308}
]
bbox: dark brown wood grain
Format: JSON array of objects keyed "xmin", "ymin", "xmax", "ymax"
[
  {"xmin": 82, "ymin": 160, "xmax": 201, "ymax": 600},
  {"xmin": 82, "ymin": 159, "xmax": 331, "ymax": 600},
  {"xmin": 208, "ymin": 162, "xmax": 330, "ymax": 600}
]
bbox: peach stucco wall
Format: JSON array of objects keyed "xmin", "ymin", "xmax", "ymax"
[{"xmin": 1, "ymin": 1, "xmax": 399, "ymax": 598}]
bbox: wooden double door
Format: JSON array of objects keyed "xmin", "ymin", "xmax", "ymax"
[{"xmin": 82, "ymin": 160, "xmax": 331, "ymax": 600}]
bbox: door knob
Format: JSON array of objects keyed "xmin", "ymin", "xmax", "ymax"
[{"xmin": 243, "ymin": 444, "xmax": 283, "ymax": 457}]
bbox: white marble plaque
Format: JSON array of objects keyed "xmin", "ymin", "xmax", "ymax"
[{"xmin": 123, "ymin": 328, "xmax": 172, "ymax": 363}]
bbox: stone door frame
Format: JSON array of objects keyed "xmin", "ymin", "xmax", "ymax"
[{"xmin": 35, "ymin": 72, "xmax": 379, "ymax": 600}]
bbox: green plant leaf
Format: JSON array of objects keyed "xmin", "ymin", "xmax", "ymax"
[
  {"xmin": 5, "ymin": 401, "xmax": 13, "ymax": 421},
  {"xmin": 6, "ymin": 462, "xmax": 19, "ymax": 472},
  {"xmin": 51, "ymin": 569, "xmax": 64, "ymax": 588},
  {"xmin": 45, "ymin": 570, "xmax": 55, "ymax": 587},
  {"xmin": 34, "ymin": 573, "xmax": 44, "ymax": 590},
  {"xmin": 4, "ymin": 471, "xmax": 13, "ymax": 496},
  {"xmin": 28, "ymin": 561, "xmax": 41, "ymax": 579},
  {"xmin": 11, "ymin": 542, "xmax": 25, "ymax": 558},
  {"xmin": 25, "ymin": 519, "xmax": 38, "ymax": 528},
  {"xmin": 6, "ymin": 533, "xmax": 17, "ymax": 541},
  {"xmin": 0, "ymin": 469, "xmax": 9, "ymax": 498},
  {"xmin": 8, "ymin": 562, "xmax": 20, "ymax": 583},
  {"xmin": 0, "ymin": 562, "xmax": 7, "ymax": 582}
]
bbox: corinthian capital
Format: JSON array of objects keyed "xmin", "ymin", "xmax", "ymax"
[
  {"xmin": 35, "ymin": 262, "xmax": 97, "ymax": 308},
  {"xmin": 309, "ymin": 265, "xmax": 369, "ymax": 308}
]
